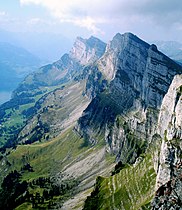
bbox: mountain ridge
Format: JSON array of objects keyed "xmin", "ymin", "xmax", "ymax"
[{"xmin": 0, "ymin": 32, "xmax": 181, "ymax": 209}]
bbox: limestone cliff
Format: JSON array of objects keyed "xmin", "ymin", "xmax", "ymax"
[
  {"xmin": 78, "ymin": 32, "xmax": 182, "ymax": 164},
  {"xmin": 82, "ymin": 40, "xmax": 182, "ymax": 210},
  {"xmin": 70, "ymin": 36, "xmax": 106, "ymax": 65},
  {"xmin": 156, "ymin": 74, "xmax": 182, "ymax": 188},
  {"xmin": 151, "ymin": 75, "xmax": 182, "ymax": 209}
]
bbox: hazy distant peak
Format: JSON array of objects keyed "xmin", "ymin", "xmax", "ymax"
[
  {"xmin": 75, "ymin": 36, "xmax": 85, "ymax": 42},
  {"xmin": 153, "ymin": 40, "xmax": 182, "ymax": 62},
  {"xmin": 74, "ymin": 35, "xmax": 106, "ymax": 47},
  {"xmin": 87, "ymin": 35, "xmax": 106, "ymax": 45},
  {"xmin": 154, "ymin": 40, "xmax": 182, "ymax": 48}
]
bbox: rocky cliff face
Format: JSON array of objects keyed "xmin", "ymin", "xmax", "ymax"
[
  {"xmin": 82, "ymin": 41, "xmax": 182, "ymax": 210},
  {"xmin": 156, "ymin": 74, "xmax": 182, "ymax": 188},
  {"xmin": 98, "ymin": 33, "xmax": 150, "ymax": 81},
  {"xmin": 78, "ymin": 32, "xmax": 182, "ymax": 164},
  {"xmin": 151, "ymin": 75, "xmax": 182, "ymax": 209},
  {"xmin": 70, "ymin": 36, "xmax": 106, "ymax": 65}
]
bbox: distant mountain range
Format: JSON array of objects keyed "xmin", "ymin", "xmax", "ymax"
[
  {"xmin": 154, "ymin": 40, "xmax": 182, "ymax": 63},
  {"xmin": 0, "ymin": 42, "xmax": 41, "ymax": 103},
  {"xmin": 0, "ymin": 29, "xmax": 73, "ymax": 104},
  {"xmin": 0, "ymin": 29, "xmax": 72, "ymax": 61}
]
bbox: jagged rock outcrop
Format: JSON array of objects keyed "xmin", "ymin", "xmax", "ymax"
[
  {"xmin": 70, "ymin": 36, "xmax": 106, "ymax": 65},
  {"xmin": 151, "ymin": 75, "xmax": 182, "ymax": 209},
  {"xmin": 98, "ymin": 32, "xmax": 150, "ymax": 81},
  {"xmin": 157, "ymin": 75, "xmax": 182, "ymax": 142},
  {"xmin": 151, "ymin": 165, "xmax": 182, "ymax": 210},
  {"xmin": 156, "ymin": 74, "xmax": 182, "ymax": 188}
]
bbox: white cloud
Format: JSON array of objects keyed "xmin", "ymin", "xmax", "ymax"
[
  {"xmin": 0, "ymin": 11, "xmax": 11, "ymax": 25},
  {"xmin": 0, "ymin": 11, "xmax": 7, "ymax": 16},
  {"xmin": 27, "ymin": 17, "xmax": 54, "ymax": 26},
  {"xmin": 20, "ymin": 0, "xmax": 107, "ymax": 33},
  {"xmin": 19, "ymin": 0, "xmax": 182, "ymax": 36},
  {"xmin": 20, "ymin": 0, "xmax": 145, "ymax": 34},
  {"xmin": 28, "ymin": 17, "xmax": 42, "ymax": 25}
]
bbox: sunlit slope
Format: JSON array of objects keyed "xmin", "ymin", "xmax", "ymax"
[{"xmin": 84, "ymin": 153, "xmax": 156, "ymax": 210}]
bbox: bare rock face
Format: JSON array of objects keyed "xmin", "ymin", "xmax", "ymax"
[
  {"xmin": 151, "ymin": 75, "xmax": 182, "ymax": 209},
  {"xmin": 70, "ymin": 36, "xmax": 106, "ymax": 65},
  {"xmin": 78, "ymin": 32, "xmax": 182, "ymax": 164},
  {"xmin": 157, "ymin": 75, "xmax": 182, "ymax": 141},
  {"xmin": 151, "ymin": 165, "xmax": 182, "ymax": 210},
  {"xmin": 98, "ymin": 32, "xmax": 150, "ymax": 81},
  {"xmin": 155, "ymin": 75, "xmax": 182, "ymax": 186}
]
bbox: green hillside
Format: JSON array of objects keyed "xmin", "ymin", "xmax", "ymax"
[{"xmin": 84, "ymin": 153, "xmax": 156, "ymax": 210}]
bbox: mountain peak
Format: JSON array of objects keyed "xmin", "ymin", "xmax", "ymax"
[
  {"xmin": 70, "ymin": 36, "xmax": 106, "ymax": 65},
  {"xmin": 112, "ymin": 32, "xmax": 137, "ymax": 40},
  {"xmin": 111, "ymin": 32, "xmax": 150, "ymax": 49},
  {"xmin": 98, "ymin": 32, "xmax": 151, "ymax": 80}
]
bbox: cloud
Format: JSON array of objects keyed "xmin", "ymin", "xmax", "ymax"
[
  {"xmin": 27, "ymin": 17, "xmax": 54, "ymax": 26},
  {"xmin": 28, "ymin": 17, "xmax": 42, "ymax": 25},
  {"xmin": 20, "ymin": 0, "xmax": 106, "ymax": 33},
  {"xmin": 0, "ymin": 11, "xmax": 7, "ymax": 16},
  {"xmin": 0, "ymin": 11, "xmax": 11, "ymax": 25},
  {"xmin": 19, "ymin": 0, "xmax": 182, "ymax": 34}
]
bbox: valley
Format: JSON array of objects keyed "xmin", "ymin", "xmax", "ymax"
[{"xmin": 0, "ymin": 42, "xmax": 42, "ymax": 104}]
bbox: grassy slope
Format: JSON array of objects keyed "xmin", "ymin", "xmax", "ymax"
[
  {"xmin": 15, "ymin": 80, "xmax": 89, "ymax": 145},
  {"xmin": 0, "ymin": 80, "xmax": 158, "ymax": 210},
  {"xmin": 84, "ymin": 153, "xmax": 156, "ymax": 210},
  {"xmin": 0, "ymin": 127, "xmax": 93, "ymax": 209},
  {"xmin": 1, "ymin": 128, "xmax": 88, "ymax": 182},
  {"xmin": 0, "ymin": 127, "xmax": 115, "ymax": 209},
  {"xmin": 0, "ymin": 84, "xmax": 65, "ymax": 147}
]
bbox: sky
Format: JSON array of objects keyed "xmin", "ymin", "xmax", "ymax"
[{"xmin": 0, "ymin": 0, "xmax": 182, "ymax": 43}]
